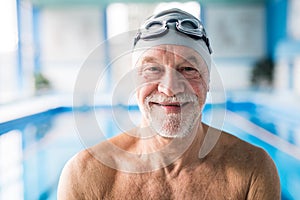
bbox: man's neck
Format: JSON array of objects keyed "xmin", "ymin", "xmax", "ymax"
[
  {"xmin": 131, "ymin": 122, "xmax": 206, "ymax": 175},
  {"xmin": 104, "ymin": 122, "xmax": 207, "ymax": 173}
]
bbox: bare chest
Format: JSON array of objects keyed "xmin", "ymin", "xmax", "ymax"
[{"xmin": 106, "ymin": 169, "xmax": 248, "ymax": 200}]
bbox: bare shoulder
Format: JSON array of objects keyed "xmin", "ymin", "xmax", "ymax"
[
  {"xmin": 218, "ymin": 131, "xmax": 281, "ymax": 199},
  {"xmin": 57, "ymin": 147, "xmax": 116, "ymax": 199},
  {"xmin": 220, "ymin": 131, "xmax": 276, "ymax": 168},
  {"xmin": 57, "ymin": 150, "xmax": 91, "ymax": 199}
]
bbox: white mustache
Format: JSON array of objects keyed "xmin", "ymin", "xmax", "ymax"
[{"xmin": 145, "ymin": 93, "xmax": 198, "ymax": 104}]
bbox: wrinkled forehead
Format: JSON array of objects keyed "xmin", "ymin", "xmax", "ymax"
[{"xmin": 133, "ymin": 44, "xmax": 207, "ymax": 70}]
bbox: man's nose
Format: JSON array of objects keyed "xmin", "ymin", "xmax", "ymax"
[{"xmin": 157, "ymin": 69, "xmax": 185, "ymax": 96}]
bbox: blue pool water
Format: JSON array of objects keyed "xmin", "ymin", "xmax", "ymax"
[
  {"xmin": 0, "ymin": 101, "xmax": 300, "ymax": 199},
  {"xmin": 224, "ymin": 101, "xmax": 300, "ymax": 200}
]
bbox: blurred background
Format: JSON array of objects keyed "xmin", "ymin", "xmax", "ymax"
[{"xmin": 0, "ymin": 0, "xmax": 300, "ymax": 199}]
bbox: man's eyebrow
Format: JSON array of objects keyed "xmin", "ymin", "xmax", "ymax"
[
  {"xmin": 184, "ymin": 56, "xmax": 200, "ymax": 65},
  {"xmin": 141, "ymin": 56, "xmax": 159, "ymax": 64}
]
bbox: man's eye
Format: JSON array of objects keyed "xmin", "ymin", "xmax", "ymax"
[
  {"xmin": 139, "ymin": 64, "xmax": 164, "ymax": 81},
  {"xmin": 179, "ymin": 67, "xmax": 198, "ymax": 73},
  {"xmin": 184, "ymin": 67, "xmax": 196, "ymax": 71},
  {"xmin": 147, "ymin": 66, "xmax": 161, "ymax": 72},
  {"xmin": 144, "ymin": 65, "xmax": 162, "ymax": 74},
  {"xmin": 179, "ymin": 67, "xmax": 201, "ymax": 79}
]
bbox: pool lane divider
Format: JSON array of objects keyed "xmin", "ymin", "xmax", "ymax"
[
  {"xmin": 0, "ymin": 107, "xmax": 71, "ymax": 136},
  {"xmin": 226, "ymin": 110, "xmax": 300, "ymax": 161}
]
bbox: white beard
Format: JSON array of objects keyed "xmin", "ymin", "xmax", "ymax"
[{"xmin": 143, "ymin": 94, "xmax": 202, "ymax": 138}]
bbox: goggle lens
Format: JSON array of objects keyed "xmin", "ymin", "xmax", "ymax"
[
  {"xmin": 135, "ymin": 18, "xmax": 212, "ymax": 54},
  {"xmin": 178, "ymin": 19, "xmax": 199, "ymax": 29}
]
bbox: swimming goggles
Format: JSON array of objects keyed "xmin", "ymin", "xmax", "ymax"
[{"xmin": 134, "ymin": 18, "xmax": 213, "ymax": 54}]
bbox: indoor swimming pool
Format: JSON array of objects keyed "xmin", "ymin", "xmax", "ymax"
[{"xmin": 0, "ymin": 98, "xmax": 300, "ymax": 200}]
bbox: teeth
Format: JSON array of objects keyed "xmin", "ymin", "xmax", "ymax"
[
  {"xmin": 160, "ymin": 103, "xmax": 184, "ymax": 106},
  {"xmin": 151, "ymin": 101, "xmax": 190, "ymax": 106}
]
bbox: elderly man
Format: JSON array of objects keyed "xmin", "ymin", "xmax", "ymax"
[{"xmin": 58, "ymin": 8, "xmax": 280, "ymax": 199}]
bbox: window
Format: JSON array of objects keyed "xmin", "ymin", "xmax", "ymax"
[
  {"xmin": 288, "ymin": 0, "xmax": 300, "ymax": 40},
  {"xmin": 0, "ymin": 0, "xmax": 18, "ymax": 103}
]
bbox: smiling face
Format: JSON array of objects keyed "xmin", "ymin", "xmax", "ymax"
[{"xmin": 134, "ymin": 45, "xmax": 209, "ymax": 138}]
